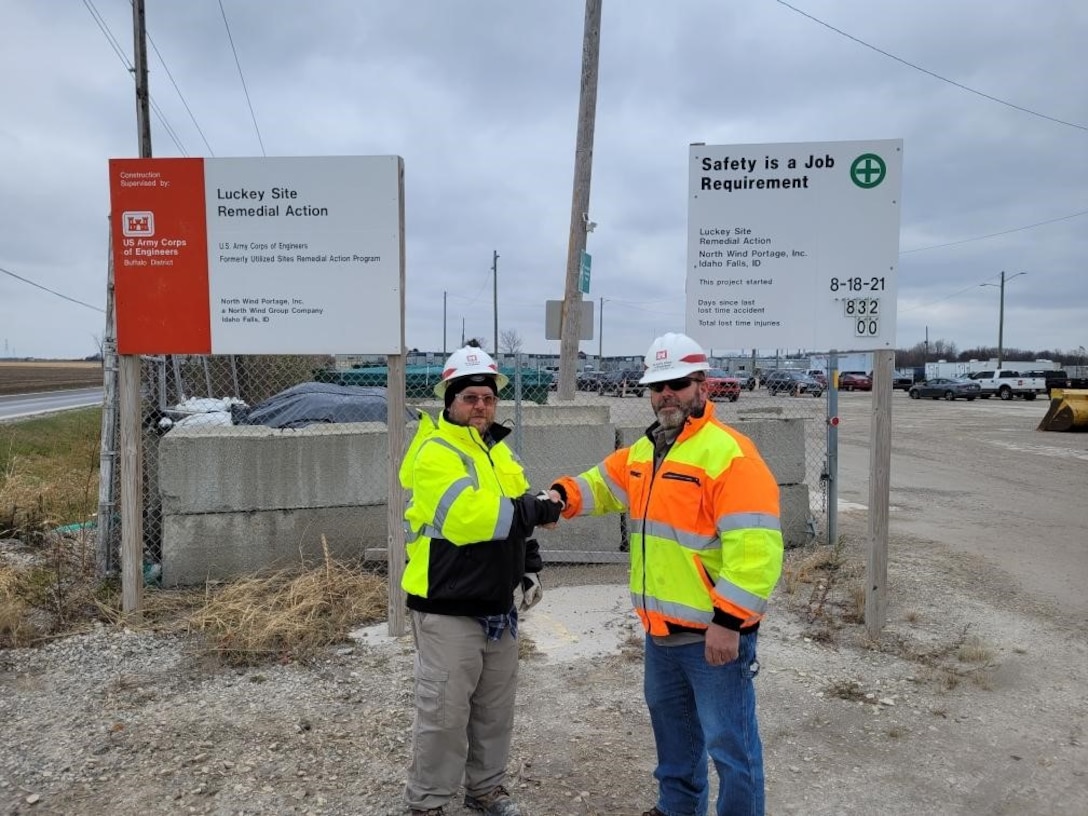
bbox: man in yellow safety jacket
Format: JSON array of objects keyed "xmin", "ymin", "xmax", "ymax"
[
  {"xmin": 549, "ymin": 332, "xmax": 783, "ymax": 816},
  {"xmin": 399, "ymin": 344, "xmax": 562, "ymax": 816}
]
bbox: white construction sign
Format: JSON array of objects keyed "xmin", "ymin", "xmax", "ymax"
[
  {"xmin": 109, "ymin": 155, "xmax": 404, "ymax": 354},
  {"xmin": 687, "ymin": 139, "xmax": 902, "ymax": 350}
]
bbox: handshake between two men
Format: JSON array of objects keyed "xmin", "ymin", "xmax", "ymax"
[{"xmin": 511, "ymin": 487, "xmax": 566, "ymax": 612}]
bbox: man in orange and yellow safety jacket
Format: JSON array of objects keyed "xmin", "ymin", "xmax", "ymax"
[{"xmin": 548, "ymin": 332, "xmax": 783, "ymax": 816}]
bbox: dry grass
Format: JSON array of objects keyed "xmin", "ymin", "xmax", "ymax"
[
  {"xmin": 3, "ymin": 529, "xmax": 391, "ymax": 666},
  {"xmin": 782, "ymin": 544, "xmax": 843, "ymax": 595},
  {"xmin": 0, "ymin": 533, "xmax": 113, "ymax": 648},
  {"xmin": 956, "ymin": 634, "xmax": 996, "ymax": 664},
  {"xmin": 842, "ymin": 580, "xmax": 866, "ymax": 623},
  {"xmin": 781, "ymin": 539, "xmax": 870, "ymax": 630},
  {"xmin": 826, "ymin": 678, "xmax": 869, "ymax": 703},
  {"xmin": 187, "ymin": 539, "xmax": 387, "ymax": 666}
]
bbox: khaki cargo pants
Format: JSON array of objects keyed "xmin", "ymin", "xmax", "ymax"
[{"xmin": 405, "ymin": 611, "xmax": 519, "ymax": 812}]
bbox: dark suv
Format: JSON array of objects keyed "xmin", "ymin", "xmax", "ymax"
[
  {"xmin": 764, "ymin": 370, "xmax": 824, "ymax": 397},
  {"xmin": 598, "ymin": 369, "xmax": 645, "ymax": 397}
]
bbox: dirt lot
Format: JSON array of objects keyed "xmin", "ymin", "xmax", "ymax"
[
  {"xmin": 1, "ymin": 391, "xmax": 1086, "ymax": 814},
  {"xmin": 0, "ymin": 362, "xmax": 103, "ymax": 396}
]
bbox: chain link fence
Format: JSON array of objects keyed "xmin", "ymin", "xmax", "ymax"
[{"xmin": 101, "ymin": 351, "xmax": 831, "ymax": 603}]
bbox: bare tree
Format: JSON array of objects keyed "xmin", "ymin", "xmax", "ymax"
[
  {"xmin": 931, "ymin": 339, "xmax": 958, "ymax": 360},
  {"xmin": 499, "ymin": 329, "xmax": 524, "ymax": 356}
]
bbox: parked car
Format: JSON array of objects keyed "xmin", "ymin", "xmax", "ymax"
[
  {"xmin": 908, "ymin": 377, "xmax": 981, "ymax": 401},
  {"xmin": 764, "ymin": 370, "xmax": 823, "ymax": 397},
  {"xmin": 597, "ymin": 369, "xmax": 645, "ymax": 397},
  {"xmin": 704, "ymin": 368, "xmax": 740, "ymax": 402},
  {"xmin": 893, "ymin": 370, "xmax": 915, "ymax": 390},
  {"xmin": 838, "ymin": 371, "xmax": 873, "ymax": 391},
  {"xmin": 968, "ymin": 370, "xmax": 1045, "ymax": 401},
  {"xmin": 806, "ymin": 370, "xmax": 828, "ymax": 387},
  {"xmin": 577, "ymin": 369, "xmax": 603, "ymax": 391}
]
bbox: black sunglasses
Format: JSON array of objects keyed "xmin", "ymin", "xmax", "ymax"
[{"xmin": 648, "ymin": 376, "xmax": 703, "ymax": 393}]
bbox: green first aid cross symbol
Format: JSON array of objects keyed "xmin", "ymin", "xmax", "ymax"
[{"xmin": 850, "ymin": 153, "xmax": 887, "ymax": 188}]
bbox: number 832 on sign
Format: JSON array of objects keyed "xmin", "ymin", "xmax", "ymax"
[{"xmin": 842, "ymin": 297, "xmax": 880, "ymax": 337}]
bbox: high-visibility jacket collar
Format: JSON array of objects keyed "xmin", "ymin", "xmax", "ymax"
[
  {"xmin": 439, "ymin": 410, "xmax": 512, "ymax": 446},
  {"xmin": 643, "ymin": 399, "xmax": 717, "ymax": 447}
]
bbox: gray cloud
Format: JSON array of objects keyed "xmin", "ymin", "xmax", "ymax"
[{"xmin": 1, "ymin": 0, "xmax": 1085, "ymax": 361}]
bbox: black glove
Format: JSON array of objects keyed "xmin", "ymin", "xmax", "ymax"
[{"xmin": 511, "ymin": 491, "xmax": 562, "ymax": 534}]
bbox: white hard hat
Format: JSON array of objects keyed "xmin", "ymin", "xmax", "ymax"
[
  {"xmin": 639, "ymin": 332, "xmax": 710, "ymax": 384},
  {"xmin": 434, "ymin": 346, "xmax": 509, "ymax": 397}
]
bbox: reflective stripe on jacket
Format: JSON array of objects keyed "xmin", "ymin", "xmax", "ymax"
[
  {"xmin": 399, "ymin": 410, "xmax": 537, "ymax": 616},
  {"xmin": 554, "ymin": 401, "xmax": 783, "ymax": 636}
]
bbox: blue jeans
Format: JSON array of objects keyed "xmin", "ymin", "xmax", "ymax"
[{"xmin": 644, "ymin": 632, "xmax": 764, "ymax": 816}]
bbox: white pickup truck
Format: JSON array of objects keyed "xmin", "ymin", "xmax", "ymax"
[{"xmin": 969, "ymin": 370, "xmax": 1047, "ymax": 400}]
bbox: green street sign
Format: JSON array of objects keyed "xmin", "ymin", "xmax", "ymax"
[
  {"xmin": 850, "ymin": 153, "xmax": 887, "ymax": 189},
  {"xmin": 579, "ymin": 250, "xmax": 592, "ymax": 294}
]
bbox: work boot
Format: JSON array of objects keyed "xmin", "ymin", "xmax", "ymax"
[
  {"xmin": 641, "ymin": 809, "xmax": 667, "ymax": 816},
  {"xmin": 463, "ymin": 785, "xmax": 522, "ymax": 816}
]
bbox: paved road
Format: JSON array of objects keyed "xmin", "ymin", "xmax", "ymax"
[
  {"xmin": 833, "ymin": 390, "xmax": 1088, "ymax": 627},
  {"xmin": 0, "ymin": 388, "xmax": 103, "ymax": 421}
]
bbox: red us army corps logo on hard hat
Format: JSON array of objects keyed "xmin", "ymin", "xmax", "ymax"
[
  {"xmin": 656, "ymin": 350, "xmax": 668, "ymax": 360},
  {"xmin": 466, "ymin": 354, "xmax": 479, "ymax": 364}
]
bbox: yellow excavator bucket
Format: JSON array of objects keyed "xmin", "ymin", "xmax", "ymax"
[{"xmin": 1037, "ymin": 389, "xmax": 1088, "ymax": 432}]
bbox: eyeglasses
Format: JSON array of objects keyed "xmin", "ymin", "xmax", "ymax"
[
  {"xmin": 648, "ymin": 376, "xmax": 704, "ymax": 393},
  {"xmin": 455, "ymin": 393, "xmax": 498, "ymax": 407}
]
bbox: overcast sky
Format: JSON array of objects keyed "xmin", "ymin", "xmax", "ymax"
[{"xmin": 2, "ymin": 0, "xmax": 1086, "ymax": 361}]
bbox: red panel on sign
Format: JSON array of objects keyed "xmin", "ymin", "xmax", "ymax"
[{"xmin": 109, "ymin": 158, "xmax": 211, "ymax": 354}]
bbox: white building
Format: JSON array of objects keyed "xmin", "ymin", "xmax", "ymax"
[{"xmin": 924, "ymin": 358, "xmax": 1060, "ymax": 380}]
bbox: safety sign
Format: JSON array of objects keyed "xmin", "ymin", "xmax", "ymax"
[
  {"xmin": 687, "ymin": 139, "xmax": 902, "ymax": 351},
  {"xmin": 108, "ymin": 155, "xmax": 404, "ymax": 355}
]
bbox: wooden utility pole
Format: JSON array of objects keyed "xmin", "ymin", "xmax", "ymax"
[
  {"xmin": 558, "ymin": 0, "xmax": 602, "ymax": 400},
  {"xmin": 119, "ymin": 0, "xmax": 153, "ymax": 615}
]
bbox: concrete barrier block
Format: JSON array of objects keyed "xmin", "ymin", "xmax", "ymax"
[
  {"xmin": 779, "ymin": 483, "xmax": 812, "ymax": 548},
  {"xmin": 161, "ymin": 504, "xmax": 387, "ymax": 586},
  {"xmin": 616, "ymin": 425, "xmax": 646, "ymax": 448},
  {"xmin": 518, "ymin": 420, "xmax": 623, "ymax": 559},
  {"xmin": 730, "ymin": 417, "xmax": 807, "ymax": 485},
  {"xmin": 497, "ymin": 404, "xmax": 612, "ymax": 427},
  {"xmin": 159, "ymin": 423, "xmax": 388, "ymax": 514}
]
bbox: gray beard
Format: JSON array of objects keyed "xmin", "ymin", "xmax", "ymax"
[{"xmin": 655, "ymin": 406, "xmax": 688, "ymax": 430}]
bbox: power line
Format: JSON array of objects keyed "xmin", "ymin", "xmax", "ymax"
[
  {"xmin": 0, "ymin": 266, "xmax": 106, "ymax": 313},
  {"xmin": 218, "ymin": 0, "xmax": 266, "ymax": 156},
  {"xmin": 442, "ymin": 256, "xmax": 509, "ymax": 309},
  {"xmin": 81, "ymin": 0, "xmax": 188, "ymax": 155},
  {"xmin": 146, "ymin": 31, "xmax": 215, "ymax": 156},
  {"xmin": 774, "ymin": 0, "xmax": 1088, "ymax": 133},
  {"xmin": 901, "ymin": 209, "xmax": 1088, "ymax": 254},
  {"xmin": 82, "ymin": 0, "xmax": 129, "ymax": 66},
  {"xmin": 899, "ymin": 270, "xmax": 1024, "ymax": 314}
]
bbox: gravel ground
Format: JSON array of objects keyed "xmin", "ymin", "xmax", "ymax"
[
  {"xmin": 3, "ymin": 393, "xmax": 1086, "ymax": 815},
  {"xmin": 2, "ymin": 514, "xmax": 1086, "ymax": 816}
]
